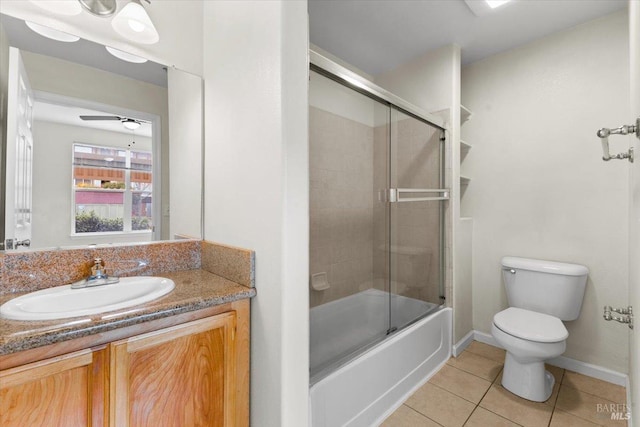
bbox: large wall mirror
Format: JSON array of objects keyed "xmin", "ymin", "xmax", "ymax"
[{"xmin": 0, "ymin": 13, "xmax": 203, "ymax": 251}]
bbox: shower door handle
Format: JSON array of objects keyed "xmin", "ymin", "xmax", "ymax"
[{"xmin": 389, "ymin": 188, "xmax": 449, "ymax": 203}]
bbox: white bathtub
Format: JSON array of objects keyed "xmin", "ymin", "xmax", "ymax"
[{"xmin": 309, "ymin": 289, "xmax": 452, "ymax": 427}]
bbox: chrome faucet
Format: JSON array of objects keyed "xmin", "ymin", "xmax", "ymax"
[{"xmin": 71, "ymin": 257, "xmax": 120, "ymax": 289}]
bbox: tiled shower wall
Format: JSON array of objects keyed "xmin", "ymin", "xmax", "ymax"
[
  {"xmin": 310, "ymin": 105, "xmax": 443, "ymax": 308},
  {"xmin": 309, "ymin": 106, "xmax": 375, "ymax": 307}
]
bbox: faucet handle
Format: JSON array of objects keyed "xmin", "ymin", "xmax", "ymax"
[{"xmin": 92, "ymin": 258, "xmax": 106, "ymax": 277}]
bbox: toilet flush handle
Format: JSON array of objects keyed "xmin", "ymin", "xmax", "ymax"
[{"xmin": 507, "ymin": 269, "xmax": 516, "ymax": 274}]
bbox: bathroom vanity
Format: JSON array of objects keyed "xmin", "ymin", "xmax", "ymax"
[{"xmin": 0, "ymin": 241, "xmax": 255, "ymax": 427}]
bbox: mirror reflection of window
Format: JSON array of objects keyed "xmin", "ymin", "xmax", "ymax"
[{"xmin": 73, "ymin": 143, "xmax": 153, "ymax": 234}]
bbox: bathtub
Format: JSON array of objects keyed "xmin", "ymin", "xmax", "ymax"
[{"xmin": 309, "ymin": 289, "xmax": 452, "ymax": 427}]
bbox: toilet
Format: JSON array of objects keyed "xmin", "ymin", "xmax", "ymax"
[{"xmin": 491, "ymin": 256, "xmax": 588, "ymax": 402}]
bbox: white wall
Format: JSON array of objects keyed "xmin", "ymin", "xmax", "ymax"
[
  {"xmin": 462, "ymin": 11, "xmax": 630, "ymax": 372},
  {"xmin": 0, "ymin": 0, "xmax": 203, "ymax": 75},
  {"xmin": 32, "ymin": 120, "xmax": 151, "ymax": 248},
  {"xmin": 202, "ymin": 1, "xmax": 309, "ymax": 426},
  {"xmin": 168, "ymin": 68, "xmax": 202, "ymax": 239}
]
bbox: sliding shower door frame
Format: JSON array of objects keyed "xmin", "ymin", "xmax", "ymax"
[
  {"xmin": 309, "ymin": 51, "xmax": 449, "ymax": 382},
  {"xmin": 310, "ymin": 51, "xmax": 446, "ymax": 132}
]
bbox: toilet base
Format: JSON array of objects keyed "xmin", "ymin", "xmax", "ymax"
[{"xmin": 501, "ymin": 352, "xmax": 554, "ymax": 402}]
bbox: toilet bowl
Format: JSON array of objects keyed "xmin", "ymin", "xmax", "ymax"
[
  {"xmin": 492, "ymin": 307, "xmax": 567, "ymax": 401},
  {"xmin": 491, "ymin": 257, "xmax": 588, "ymax": 402}
]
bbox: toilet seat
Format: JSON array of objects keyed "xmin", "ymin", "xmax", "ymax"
[{"xmin": 494, "ymin": 307, "xmax": 568, "ymax": 343}]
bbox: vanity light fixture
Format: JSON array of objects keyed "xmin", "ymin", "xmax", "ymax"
[
  {"xmin": 486, "ymin": 0, "xmax": 512, "ymax": 9},
  {"xmin": 25, "ymin": 21, "xmax": 80, "ymax": 43},
  {"xmin": 105, "ymin": 46, "xmax": 148, "ymax": 64},
  {"xmin": 78, "ymin": 0, "xmax": 117, "ymax": 17},
  {"xmin": 111, "ymin": 0, "xmax": 159, "ymax": 45},
  {"xmin": 30, "ymin": 0, "xmax": 82, "ymax": 16},
  {"xmin": 465, "ymin": 0, "xmax": 513, "ymax": 16}
]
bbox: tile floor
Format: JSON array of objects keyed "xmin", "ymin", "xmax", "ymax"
[{"xmin": 381, "ymin": 341, "xmax": 628, "ymax": 427}]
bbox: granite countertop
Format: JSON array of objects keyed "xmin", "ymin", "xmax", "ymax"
[{"xmin": 0, "ymin": 269, "xmax": 256, "ymax": 355}]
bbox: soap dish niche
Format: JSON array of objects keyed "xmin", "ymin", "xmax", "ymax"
[{"xmin": 311, "ymin": 272, "xmax": 330, "ymax": 291}]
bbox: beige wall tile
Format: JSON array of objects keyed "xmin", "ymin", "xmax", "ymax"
[
  {"xmin": 479, "ymin": 384, "xmax": 553, "ymax": 427},
  {"xmin": 381, "ymin": 404, "xmax": 440, "ymax": 427},
  {"xmin": 429, "ymin": 364, "xmax": 491, "ymax": 404},
  {"xmin": 405, "ymin": 382, "xmax": 475, "ymax": 427},
  {"xmin": 447, "ymin": 351, "xmax": 503, "ymax": 381}
]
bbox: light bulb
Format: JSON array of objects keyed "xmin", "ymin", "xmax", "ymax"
[
  {"xmin": 30, "ymin": 0, "xmax": 82, "ymax": 16},
  {"xmin": 105, "ymin": 46, "xmax": 147, "ymax": 64},
  {"xmin": 26, "ymin": 21, "xmax": 80, "ymax": 43},
  {"xmin": 111, "ymin": 0, "xmax": 159, "ymax": 45}
]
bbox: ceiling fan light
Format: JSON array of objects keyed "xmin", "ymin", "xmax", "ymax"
[
  {"xmin": 111, "ymin": 0, "xmax": 159, "ymax": 45},
  {"xmin": 26, "ymin": 21, "xmax": 80, "ymax": 43},
  {"xmin": 29, "ymin": 0, "xmax": 82, "ymax": 16},
  {"xmin": 105, "ymin": 46, "xmax": 148, "ymax": 64},
  {"xmin": 123, "ymin": 120, "xmax": 141, "ymax": 130}
]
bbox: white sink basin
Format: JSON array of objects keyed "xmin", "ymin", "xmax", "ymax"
[{"xmin": 0, "ymin": 276, "xmax": 175, "ymax": 321}]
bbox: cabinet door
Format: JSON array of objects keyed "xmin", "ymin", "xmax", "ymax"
[
  {"xmin": 0, "ymin": 346, "xmax": 109, "ymax": 427},
  {"xmin": 110, "ymin": 312, "xmax": 236, "ymax": 427}
]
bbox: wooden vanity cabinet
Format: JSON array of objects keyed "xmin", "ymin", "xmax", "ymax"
[
  {"xmin": 0, "ymin": 346, "xmax": 109, "ymax": 427},
  {"xmin": 0, "ymin": 300, "xmax": 249, "ymax": 427},
  {"xmin": 111, "ymin": 313, "xmax": 236, "ymax": 427}
]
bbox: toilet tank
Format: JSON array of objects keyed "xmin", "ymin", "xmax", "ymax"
[{"xmin": 502, "ymin": 257, "xmax": 588, "ymax": 321}]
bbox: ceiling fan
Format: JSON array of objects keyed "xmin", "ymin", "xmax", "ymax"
[{"xmin": 79, "ymin": 115, "xmax": 146, "ymax": 130}]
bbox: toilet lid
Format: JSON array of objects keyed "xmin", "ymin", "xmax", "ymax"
[{"xmin": 493, "ymin": 307, "xmax": 568, "ymax": 343}]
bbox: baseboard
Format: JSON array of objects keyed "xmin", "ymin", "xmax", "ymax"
[
  {"xmin": 452, "ymin": 330, "xmax": 474, "ymax": 357},
  {"xmin": 463, "ymin": 330, "xmax": 628, "ymax": 387},
  {"xmin": 473, "ymin": 330, "xmax": 500, "ymax": 348}
]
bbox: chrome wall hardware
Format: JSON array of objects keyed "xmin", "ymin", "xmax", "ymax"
[
  {"xmin": 596, "ymin": 117, "xmax": 639, "ymax": 163},
  {"xmin": 4, "ymin": 238, "xmax": 31, "ymax": 250},
  {"xmin": 389, "ymin": 188, "xmax": 449, "ymax": 203},
  {"xmin": 603, "ymin": 305, "xmax": 633, "ymax": 329}
]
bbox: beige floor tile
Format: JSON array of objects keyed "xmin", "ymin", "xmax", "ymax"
[
  {"xmin": 562, "ymin": 371, "xmax": 627, "ymax": 404},
  {"xmin": 405, "ymin": 382, "xmax": 476, "ymax": 427},
  {"xmin": 465, "ymin": 341, "xmax": 506, "ymax": 363},
  {"xmin": 381, "ymin": 404, "xmax": 441, "ymax": 427},
  {"xmin": 429, "ymin": 364, "xmax": 492, "ymax": 404},
  {"xmin": 447, "ymin": 352, "xmax": 503, "ymax": 382},
  {"xmin": 549, "ymin": 409, "xmax": 602, "ymax": 426},
  {"xmin": 464, "ymin": 407, "xmax": 520, "ymax": 427},
  {"xmin": 479, "ymin": 384, "xmax": 553, "ymax": 427},
  {"xmin": 556, "ymin": 385, "xmax": 628, "ymax": 427}
]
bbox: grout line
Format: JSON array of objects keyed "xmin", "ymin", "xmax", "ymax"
[
  {"xmin": 559, "ymin": 380, "xmax": 627, "ymax": 404},
  {"xmin": 477, "ymin": 407, "xmax": 526, "ymax": 427},
  {"xmin": 443, "ymin": 362, "xmax": 496, "ymax": 388},
  {"xmin": 403, "ymin": 404, "xmax": 445, "ymax": 427}
]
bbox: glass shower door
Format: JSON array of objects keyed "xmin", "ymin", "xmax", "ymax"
[
  {"xmin": 388, "ymin": 107, "xmax": 446, "ymax": 332},
  {"xmin": 309, "ymin": 69, "xmax": 391, "ymax": 380}
]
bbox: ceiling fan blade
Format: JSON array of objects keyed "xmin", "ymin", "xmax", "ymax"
[{"xmin": 79, "ymin": 115, "xmax": 122, "ymax": 121}]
